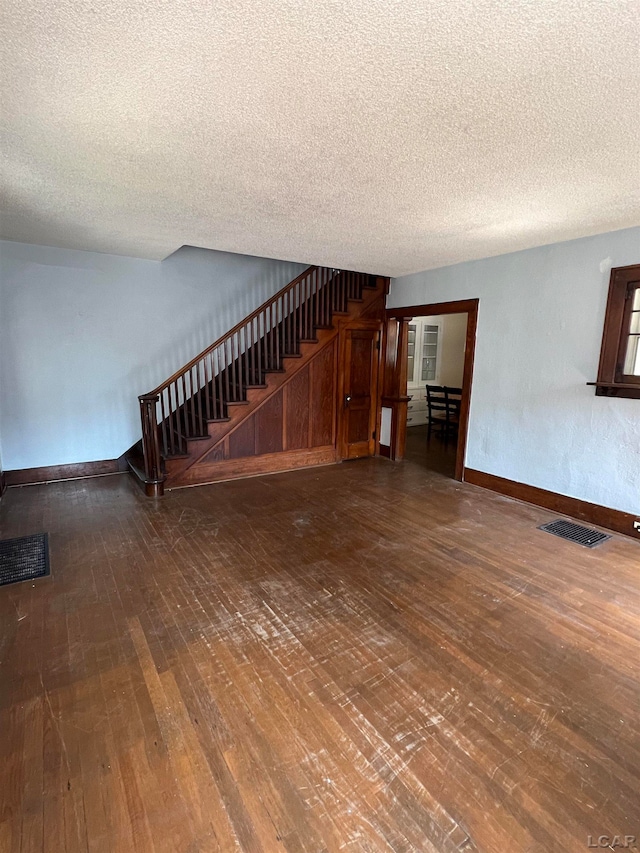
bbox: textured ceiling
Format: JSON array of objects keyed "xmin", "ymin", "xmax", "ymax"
[{"xmin": 1, "ymin": 0, "xmax": 639, "ymax": 276}]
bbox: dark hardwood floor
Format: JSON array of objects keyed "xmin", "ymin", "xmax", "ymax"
[
  {"xmin": 1, "ymin": 457, "xmax": 639, "ymax": 852},
  {"xmin": 404, "ymin": 424, "xmax": 457, "ymax": 478}
]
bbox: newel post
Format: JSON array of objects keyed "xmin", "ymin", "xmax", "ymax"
[{"xmin": 139, "ymin": 394, "xmax": 165, "ymax": 497}]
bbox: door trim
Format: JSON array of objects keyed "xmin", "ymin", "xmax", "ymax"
[{"xmin": 385, "ymin": 299, "xmax": 478, "ymax": 481}]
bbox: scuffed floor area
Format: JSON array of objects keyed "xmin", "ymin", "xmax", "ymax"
[{"xmin": 1, "ymin": 457, "xmax": 639, "ymax": 852}]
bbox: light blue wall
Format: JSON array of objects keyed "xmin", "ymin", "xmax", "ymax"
[
  {"xmin": 0, "ymin": 241, "xmax": 306, "ymax": 470},
  {"xmin": 389, "ymin": 227, "xmax": 640, "ymax": 515}
]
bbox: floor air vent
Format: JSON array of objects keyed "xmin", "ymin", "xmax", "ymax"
[
  {"xmin": 538, "ymin": 519, "xmax": 611, "ymax": 548},
  {"xmin": 0, "ymin": 534, "xmax": 50, "ymax": 587}
]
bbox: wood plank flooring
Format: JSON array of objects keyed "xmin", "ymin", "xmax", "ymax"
[
  {"xmin": 404, "ymin": 425, "xmax": 457, "ymax": 478},
  {"xmin": 1, "ymin": 458, "xmax": 639, "ymax": 852}
]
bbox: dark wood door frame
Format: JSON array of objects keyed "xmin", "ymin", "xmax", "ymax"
[{"xmin": 385, "ymin": 299, "xmax": 479, "ymax": 481}]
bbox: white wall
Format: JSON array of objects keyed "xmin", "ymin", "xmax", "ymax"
[
  {"xmin": 0, "ymin": 241, "xmax": 306, "ymax": 470},
  {"xmin": 388, "ymin": 227, "xmax": 640, "ymax": 515}
]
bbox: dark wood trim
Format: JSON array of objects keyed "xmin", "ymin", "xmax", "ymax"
[
  {"xmin": 5, "ymin": 457, "xmax": 129, "ymax": 487},
  {"xmin": 384, "ymin": 299, "xmax": 479, "ymax": 481},
  {"xmin": 592, "ymin": 264, "xmax": 640, "ymax": 399},
  {"xmin": 388, "ymin": 299, "xmax": 480, "ymax": 319},
  {"xmin": 455, "ymin": 301, "xmax": 478, "ymax": 481},
  {"xmin": 587, "ymin": 382, "xmax": 640, "ymax": 399},
  {"xmin": 464, "ymin": 468, "xmax": 639, "ymax": 539}
]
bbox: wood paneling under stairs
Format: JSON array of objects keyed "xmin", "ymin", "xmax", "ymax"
[
  {"xmin": 1, "ymin": 458, "xmax": 639, "ymax": 852},
  {"xmin": 166, "ymin": 339, "xmax": 339, "ymax": 489}
]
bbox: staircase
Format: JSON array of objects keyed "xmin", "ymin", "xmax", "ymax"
[{"xmin": 128, "ymin": 266, "xmax": 388, "ymax": 495}]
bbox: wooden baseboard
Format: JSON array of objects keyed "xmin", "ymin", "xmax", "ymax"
[
  {"xmin": 463, "ymin": 468, "xmax": 639, "ymax": 539},
  {"xmin": 5, "ymin": 457, "xmax": 129, "ymax": 487},
  {"xmin": 168, "ymin": 446, "xmax": 339, "ymax": 489}
]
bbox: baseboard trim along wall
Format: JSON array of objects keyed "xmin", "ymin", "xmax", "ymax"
[
  {"xmin": 463, "ymin": 468, "xmax": 639, "ymax": 539},
  {"xmin": 6, "ymin": 457, "xmax": 129, "ymax": 487}
]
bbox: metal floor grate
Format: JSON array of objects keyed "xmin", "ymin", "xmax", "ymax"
[
  {"xmin": 0, "ymin": 534, "xmax": 50, "ymax": 586},
  {"xmin": 538, "ymin": 519, "xmax": 611, "ymax": 548}
]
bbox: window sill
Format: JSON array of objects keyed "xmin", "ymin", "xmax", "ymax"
[{"xmin": 587, "ymin": 382, "xmax": 640, "ymax": 399}]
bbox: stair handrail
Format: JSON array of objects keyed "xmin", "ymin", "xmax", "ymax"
[{"xmin": 144, "ymin": 265, "xmax": 317, "ymax": 398}]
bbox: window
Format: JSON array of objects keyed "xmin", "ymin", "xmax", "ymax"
[{"xmin": 592, "ymin": 264, "xmax": 640, "ymax": 399}]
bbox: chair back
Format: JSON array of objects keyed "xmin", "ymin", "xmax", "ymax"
[
  {"xmin": 444, "ymin": 387, "xmax": 462, "ymax": 423},
  {"xmin": 426, "ymin": 385, "xmax": 447, "ymax": 419}
]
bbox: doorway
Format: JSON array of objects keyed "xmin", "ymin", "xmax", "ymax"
[
  {"xmin": 405, "ymin": 313, "xmax": 467, "ymax": 477},
  {"xmin": 384, "ymin": 299, "xmax": 478, "ymax": 481}
]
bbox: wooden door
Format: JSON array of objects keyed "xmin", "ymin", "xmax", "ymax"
[{"xmin": 340, "ymin": 328, "xmax": 380, "ymax": 459}]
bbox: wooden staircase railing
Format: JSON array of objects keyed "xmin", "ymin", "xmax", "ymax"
[{"xmin": 137, "ymin": 265, "xmax": 377, "ymax": 495}]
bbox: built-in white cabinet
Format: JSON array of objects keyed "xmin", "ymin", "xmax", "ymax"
[{"xmin": 406, "ymin": 318, "xmax": 442, "ymax": 426}]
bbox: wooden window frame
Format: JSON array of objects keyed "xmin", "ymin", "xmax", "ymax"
[{"xmin": 590, "ymin": 264, "xmax": 640, "ymax": 399}]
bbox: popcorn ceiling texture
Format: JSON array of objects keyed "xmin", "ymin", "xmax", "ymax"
[{"xmin": 1, "ymin": 0, "xmax": 639, "ymax": 275}]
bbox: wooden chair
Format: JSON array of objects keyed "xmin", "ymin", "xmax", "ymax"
[
  {"xmin": 444, "ymin": 386, "xmax": 462, "ymax": 437},
  {"xmin": 426, "ymin": 385, "xmax": 448, "ymax": 440}
]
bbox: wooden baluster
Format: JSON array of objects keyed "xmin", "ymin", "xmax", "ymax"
[
  {"xmin": 232, "ymin": 333, "xmax": 238, "ymax": 399},
  {"xmin": 255, "ymin": 315, "xmax": 262, "ymax": 382},
  {"xmin": 283, "ymin": 290, "xmax": 288, "ymax": 354},
  {"xmin": 168, "ymin": 383, "xmax": 175, "ymax": 454},
  {"xmin": 241, "ymin": 328, "xmax": 247, "ymax": 397},
  {"xmin": 312, "ymin": 268, "xmax": 318, "ymax": 329},
  {"xmin": 195, "ymin": 363, "xmax": 204, "ymax": 433},
  {"xmin": 235, "ymin": 333, "xmax": 240, "ymax": 397},
  {"xmin": 160, "ymin": 389, "xmax": 170, "ymax": 456},
  {"xmin": 189, "ymin": 366, "xmax": 197, "ymax": 434},
  {"xmin": 205, "ymin": 353, "xmax": 212, "ymax": 421},
  {"xmin": 213, "ymin": 350, "xmax": 220, "ymax": 418},
  {"xmin": 291, "ymin": 287, "xmax": 296, "ymax": 349},
  {"xmin": 158, "ymin": 390, "xmax": 167, "ymax": 456},
  {"xmin": 231, "ymin": 336, "xmax": 237, "ymax": 400},
  {"xmin": 223, "ymin": 340, "xmax": 230, "ymax": 408},
  {"xmin": 277, "ymin": 297, "xmax": 282, "ymax": 365},
  {"xmin": 177, "ymin": 373, "xmax": 185, "ymax": 446},
  {"xmin": 325, "ymin": 268, "xmax": 331, "ymax": 324},
  {"xmin": 229, "ymin": 335, "xmax": 234, "ymax": 400},
  {"xmin": 321, "ymin": 268, "xmax": 327, "ymax": 326},
  {"xmin": 240, "ymin": 327, "xmax": 246, "ymax": 392}
]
